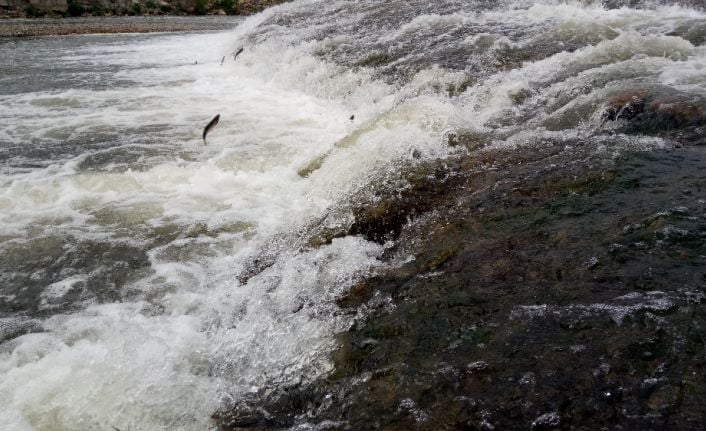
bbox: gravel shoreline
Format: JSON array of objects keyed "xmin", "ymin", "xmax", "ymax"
[{"xmin": 0, "ymin": 16, "xmax": 242, "ymax": 37}]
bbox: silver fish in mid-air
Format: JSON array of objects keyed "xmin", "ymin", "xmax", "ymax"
[
  {"xmin": 233, "ymin": 47, "xmax": 244, "ymax": 61},
  {"xmin": 202, "ymin": 114, "xmax": 220, "ymax": 145}
]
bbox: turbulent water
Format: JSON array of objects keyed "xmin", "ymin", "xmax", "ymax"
[{"xmin": 0, "ymin": 1, "xmax": 704, "ymax": 430}]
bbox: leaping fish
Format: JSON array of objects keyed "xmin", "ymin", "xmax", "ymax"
[
  {"xmin": 233, "ymin": 47, "xmax": 244, "ymax": 61},
  {"xmin": 202, "ymin": 114, "xmax": 220, "ymax": 145}
]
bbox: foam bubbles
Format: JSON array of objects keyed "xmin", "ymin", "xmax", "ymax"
[{"xmin": 0, "ymin": 8, "xmax": 430, "ymax": 430}]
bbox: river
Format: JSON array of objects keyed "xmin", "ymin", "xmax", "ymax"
[{"xmin": 0, "ymin": 1, "xmax": 704, "ymax": 430}]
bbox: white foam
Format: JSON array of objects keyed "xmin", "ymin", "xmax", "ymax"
[
  {"xmin": 0, "ymin": 6, "xmax": 447, "ymax": 430},
  {"xmin": 382, "ymin": 13, "xmax": 470, "ymax": 42},
  {"xmin": 39, "ymin": 276, "xmax": 88, "ymax": 310},
  {"xmin": 0, "ymin": 236, "xmax": 383, "ymax": 431}
]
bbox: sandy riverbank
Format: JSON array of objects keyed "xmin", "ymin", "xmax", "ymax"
[{"xmin": 0, "ymin": 15, "xmax": 243, "ymax": 37}]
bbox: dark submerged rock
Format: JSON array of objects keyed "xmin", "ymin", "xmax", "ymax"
[
  {"xmin": 217, "ymin": 126, "xmax": 706, "ymax": 429},
  {"xmin": 601, "ymin": 87, "xmax": 706, "ymax": 133}
]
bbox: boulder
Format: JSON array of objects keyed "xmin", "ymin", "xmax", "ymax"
[{"xmin": 602, "ymin": 86, "xmax": 706, "ymax": 133}]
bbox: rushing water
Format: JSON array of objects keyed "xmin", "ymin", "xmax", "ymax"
[{"xmin": 0, "ymin": 1, "xmax": 705, "ymax": 430}]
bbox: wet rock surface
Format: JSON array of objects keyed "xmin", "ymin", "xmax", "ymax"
[
  {"xmin": 601, "ymin": 87, "xmax": 706, "ymax": 134},
  {"xmin": 216, "ymin": 113, "xmax": 706, "ymax": 429}
]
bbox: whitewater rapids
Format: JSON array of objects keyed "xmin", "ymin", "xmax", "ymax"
[{"xmin": 0, "ymin": 0, "xmax": 704, "ymax": 429}]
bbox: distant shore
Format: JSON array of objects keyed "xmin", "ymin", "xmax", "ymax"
[
  {"xmin": 0, "ymin": 0, "xmax": 289, "ymax": 33},
  {"xmin": 0, "ymin": 15, "xmax": 243, "ymax": 37}
]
